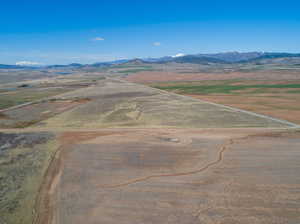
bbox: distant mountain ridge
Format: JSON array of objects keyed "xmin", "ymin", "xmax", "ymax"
[
  {"xmin": 144, "ymin": 52, "xmax": 300, "ymax": 64},
  {"xmin": 195, "ymin": 52, "xmax": 265, "ymax": 62},
  {"xmin": 140, "ymin": 52, "xmax": 300, "ymax": 64},
  {"xmin": 172, "ymin": 55, "xmax": 226, "ymax": 64},
  {"xmin": 0, "ymin": 64, "xmax": 27, "ymax": 69},
  {"xmin": 1, "ymin": 52, "xmax": 300, "ymax": 69},
  {"xmin": 245, "ymin": 52, "xmax": 300, "ymax": 62}
]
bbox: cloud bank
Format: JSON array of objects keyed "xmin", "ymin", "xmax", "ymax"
[
  {"xmin": 172, "ymin": 53, "xmax": 185, "ymax": 58},
  {"xmin": 91, "ymin": 37, "xmax": 105, "ymax": 41},
  {"xmin": 15, "ymin": 61, "xmax": 41, "ymax": 66}
]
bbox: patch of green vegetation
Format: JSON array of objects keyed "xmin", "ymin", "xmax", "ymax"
[
  {"xmin": 12, "ymin": 120, "xmax": 42, "ymax": 128},
  {"xmin": 96, "ymin": 76, "xmax": 106, "ymax": 80},
  {"xmin": 0, "ymin": 88, "xmax": 69, "ymax": 110},
  {"xmin": 112, "ymin": 65, "xmax": 153, "ymax": 69},
  {"xmin": 0, "ymin": 98, "xmax": 27, "ymax": 109},
  {"xmin": 153, "ymin": 83, "xmax": 300, "ymax": 95},
  {"xmin": 117, "ymin": 68, "xmax": 154, "ymax": 74},
  {"xmin": 287, "ymin": 90, "xmax": 300, "ymax": 94},
  {"xmin": 149, "ymin": 79, "xmax": 241, "ymax": 86},
  {"xmin": 0, "ymin": 133, "xmax": 58, "ymax": 224}
]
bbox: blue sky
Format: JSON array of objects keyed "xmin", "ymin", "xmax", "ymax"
[{"xmin": 1, "ymin": 0, "xmax": 300, "ymax": 65}]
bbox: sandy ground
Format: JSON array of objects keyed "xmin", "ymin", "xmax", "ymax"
[{"xmin": 33, "ymin": 128, "xmax": 300, "ymax": 224}]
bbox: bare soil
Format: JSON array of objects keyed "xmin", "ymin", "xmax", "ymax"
[
  {"xmin": 1, "ymin": 77, "xmax": 300, "ymax": 224},
  {"xmin": 124, "ymin": 70, "xmax": 300, "ymax": 83},
  {"xmin": 187, "ymin": 94, "xmax": 300, "ymax": 124},
  {"xmin": 36, "ymin": 129, "xmax": 300, "ymax": 224}
]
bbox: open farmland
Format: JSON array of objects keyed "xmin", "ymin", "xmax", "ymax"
[
  {"xmin": 0, "ymin": 88, "xmax": 71, "ymax": 110},
  {"xmin": 0, "ymin": 67, "xmax": 300, "ymax": 224},
  {"xmin": 124, "ymin": 65, "xmax": 300, "ymax": 125},
  {"xmin": 150, "ymin": 80, "xmax": 300, "ymax": 124},
  {"xmin": 31, "ymin": 79, "xmax": 292, "ymax": 128},
  {"xmin": 36, "ymin": 129, "xmax": 300, "ymax": 224},
  {"xmin": 2, "ymin": 0, "xmax": 300, "ymax": 222},
  {"xmin": 0, "ymin": 75, "xmax": 99, "ymax": 110},
  {"xmin": 124, "ymin": 69, "xmax": 300, "ymax": 83}
]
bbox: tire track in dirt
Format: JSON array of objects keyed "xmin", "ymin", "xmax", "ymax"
[
  {"xmin": 97, "ymin": 138, "xmax": 236, "ymax": 189},
  {"xmin": 32, "ymin": 143, "xmax": 63, "ymax": 224},
  {"xmin": 32, "ymin": 131, "xmax": 121, "ymax": 224}
]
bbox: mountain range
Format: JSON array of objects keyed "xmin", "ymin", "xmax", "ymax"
[{"xmin": 2, "ymin": 52, "xmax": 300, "ymax": 69}]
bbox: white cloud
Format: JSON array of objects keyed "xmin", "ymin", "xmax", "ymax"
[
  {"xmin": 172, "ymin": 53, "xmax": 185, "ymax": 58},
  {"xmin": 153, "ymin": 42, "xmax": 161, "ymax": 46},
  {"xmin": 4, "ymin": 51, "xmax": 125, "ymax": 65},
  {"xmin": 16, "ymin": 61, "xmax": 41, "ymax": 66},
  {"xmin": 91, "ymin": 37, "xmax": 105, "ymax": 41}
]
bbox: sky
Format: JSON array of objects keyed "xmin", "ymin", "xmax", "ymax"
[{"xmin": 1, "ymin": 0, "xmax": 300, "ymax": 65}]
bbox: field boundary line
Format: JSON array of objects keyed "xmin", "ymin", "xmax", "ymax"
[{"xmin": 114, "ymin": 78, "xmax": 300, "ymax": 128}]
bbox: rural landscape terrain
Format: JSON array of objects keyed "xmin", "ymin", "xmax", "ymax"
[{"xmin": 1, "ymin": 52, "xmax": 300, "ymax": 224}]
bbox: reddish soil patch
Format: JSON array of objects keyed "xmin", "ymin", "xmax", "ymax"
[
  {"xmin": 186, "ymin": 94, "xmax": 300, "ymax": 124},
  {"xmin": 124, "ymin": 70, "xmax": 300, "ymax": 83},
  {"xmin": 0, "ymin": 112, "xmax": 8, "ymax": 119},
  {"xmin": 46, "ymin": 98, "xmax": 91, "ymax": 114},
  {"xmin": 59, "ymin": 131, "xmax": 118, "ymax": 146}
]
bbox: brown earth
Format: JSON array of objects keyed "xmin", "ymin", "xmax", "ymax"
[
  {"xmin": 124, "ymin": 70, "xmax": 300, "ymax": 83},
  {"xmin": 35, "ymin": 128, "xmax": 300, "ymax": 224},
  {"xmin": 2, "ymin": 78, "xmax": 300, "ymax": 224},
  {"xmin": 33, "ymin": 131, "xmax": 120, "ymax": 224},
  {"xmin": 186, "ymin": 94, "xmax": 300, "ymax": 124}
]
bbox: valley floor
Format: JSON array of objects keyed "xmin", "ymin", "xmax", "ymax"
[{"xmin": 1, "ymin": 78, "xmax": 300, "ymax": 224}]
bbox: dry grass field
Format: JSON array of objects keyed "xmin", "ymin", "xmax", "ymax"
[
  {"xmin": 124, "ymin": 65, "xmax": 300, "ymax": 125},
  {"xmin": 1, "ymin": 66, "xmax": 300, "ymax": 224},
  {"xmin": 0, "ymin": 132, "xmax": 58, "ymax": 224},
  {"xmin": 35, "ymin": 79, "xmax": 291, "ymax": 128},
  {"xmin": 149, "ymin": 80, "xmax": 300, "ymax": 125}
]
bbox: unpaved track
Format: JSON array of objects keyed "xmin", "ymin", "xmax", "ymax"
[{"xmin": 33, "ymin": 131, "xmax": 117, "ymax": 224}]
